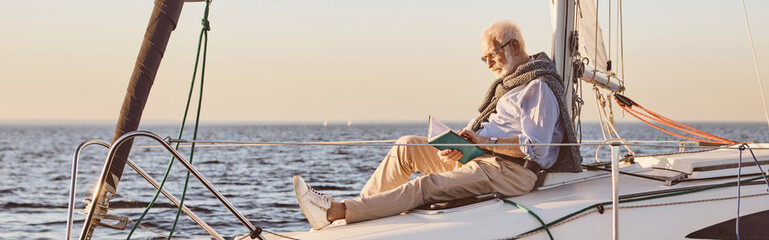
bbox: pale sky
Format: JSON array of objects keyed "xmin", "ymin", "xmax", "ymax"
[{"xmin": 1, "ymin": 1, "xmax": 768, "ymax": 124}]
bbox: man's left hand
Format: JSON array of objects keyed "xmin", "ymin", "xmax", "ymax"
[{"xmin": 438, "ymin": 149, "xmax": 463, "ymax": 163}]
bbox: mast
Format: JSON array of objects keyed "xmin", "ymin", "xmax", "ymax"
[
  {"xmin": 82, "ymin": 0, "xmax": 184, "ymax": 238},
  {"xmin": 108, "ymin": 0, "xmax": 184, "ymax": 196},
  {"xmin": 550, "ymin": 0, "xmax": 577, "ymax": 120}
]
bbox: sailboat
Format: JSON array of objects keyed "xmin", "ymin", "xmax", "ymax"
[
  {"xmin": 247, "ymin": 1, "xmax": 768, "ymax": 239},
  {"xmin": 64, "ymin": 0, "xmax": 769, "ymax": 239}
]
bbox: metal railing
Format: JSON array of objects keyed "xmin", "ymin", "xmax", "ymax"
[
  {"xmin": 67, "ymin": 131, "xmax": 262, "ymax": 240},
  {"xmin": 67, "ymin": 130, "xmax": 762, "ymax": 240}
]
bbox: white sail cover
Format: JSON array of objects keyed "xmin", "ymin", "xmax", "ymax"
[{"xmin": 576, "ymin": 0, "xmax": 609, "ymax": 73}]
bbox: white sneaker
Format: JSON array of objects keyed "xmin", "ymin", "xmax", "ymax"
[{"xmin": 293, "ymin": 176, "xmax": 332, "ymax": 230}]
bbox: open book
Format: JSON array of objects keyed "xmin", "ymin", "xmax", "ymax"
[{"xmin": 427, "ymin": 116, "xmax": 486, "ymax": 164}]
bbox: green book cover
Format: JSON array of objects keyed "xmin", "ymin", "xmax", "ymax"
[{"xmin": 427, "ymin": 116, "xmax": 486, "ymax": 164}]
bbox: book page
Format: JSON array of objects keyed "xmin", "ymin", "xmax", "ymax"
[{"xmin": 428, "ymin": 115, "xmax": 452, "ymax": 141}]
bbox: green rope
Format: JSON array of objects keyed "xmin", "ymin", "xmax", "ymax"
[
  {"xmin": 501, "ymin": 199, "xmax": 554, "ymax": 240},
  {"xmin": 125, "ymin": 148, "xmax": 180, "ymax": 239},
  {"xmin": 167, "ymin": 1, "xmax": 211, "ymax": 239},
  {"xmin": 505, "ymin": 175, "xmax": 767, "ymax": 239},
  {"xmin": 125, "ymin": 1, "xmax": 212, "ymax": 239}
]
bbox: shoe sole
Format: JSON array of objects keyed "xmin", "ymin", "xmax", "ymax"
[{"xmin": 293, "ymin": 176, "xmax": 320, "ymax": 230}]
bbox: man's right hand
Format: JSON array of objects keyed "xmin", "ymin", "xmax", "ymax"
[{"xmin": 438, "ymin": 149, "xmax": 463, "ymax": 164}]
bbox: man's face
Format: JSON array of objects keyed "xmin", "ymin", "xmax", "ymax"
[{"xmin": 481, "ymin": 35, "xmax": 517, "ymax": 79}]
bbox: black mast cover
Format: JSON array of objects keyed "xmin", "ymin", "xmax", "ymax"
[{"xmin": 106, "ymin": 0, "xmax": 185, "ymax": 195}]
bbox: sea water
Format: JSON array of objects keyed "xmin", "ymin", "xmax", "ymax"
[{"xmin": 1, "ymin": 122, "xmax": 768, "ymax": 239}]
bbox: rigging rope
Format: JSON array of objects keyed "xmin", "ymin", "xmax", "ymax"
[
  {"xmin": 131, "ymin": 139, "xmax": 757, "ymax": 150},
  {"xmin": 512, "ymin": 192, "xmax": 769, "ymax": 239},
  {"xmin": 618, "ymin": 0, "xmax": 625, "ymax": 97},
  {"xmin": 507, "ymin": 174, "xmax": 769, "ymax": 239},
  {"xmin": 737, "ymin": 143, "xmax": 769, "ymax": 240},
  {"xmin": 737, "ymin": 144, "xmax": 745, "ymax": 240},
  {"xmin": 592, "ymin": 87, "xmax": 634, "ymax": 162},
  {"xmin": 594, "ymin": 88, "xmax": 610, "ymax": 141},
  {"xmin": 127, "ymin": 1, "xmax": 213, "ymax": 239},
  {"xmin": 501, "ymin": 199, "xmax": 553, "ymax": 240},
  {"xmin": 740, "ymin": 144, "xmax": 769, "ymax": 190},
  {"xmin": 738, "ymin": 0, "xmax": 769, "ymax": 133},
  {"xmin": 613, "ymin": 94, "xmax": 737, "ymax": 145},
  {"xmin": 593, "ymin": 0, "xmax": 600, "ymax": 73},
  {"xmin": 515, "ymin": 145, "xmax": 769, "ymax": 240},
  {"xmin": 168, "ymin": 0, "xmax": 211, "ymax": 238}
]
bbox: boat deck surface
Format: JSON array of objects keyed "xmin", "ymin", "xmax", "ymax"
[{"xmin": 243, "ymin": 145, "xmax": 769, "ymax": 240}]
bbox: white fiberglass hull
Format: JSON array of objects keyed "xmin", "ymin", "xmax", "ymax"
[
  {"xmin": 259, "ymin": 173, "xmax": 767, "ymax": 239},
  {"xmin": 252, "ymin": 145, "xmax": 769, "ymax": 240}
]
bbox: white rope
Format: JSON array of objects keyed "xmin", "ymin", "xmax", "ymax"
[
  {"xmin": 595, "ymin": 138, "xmax": 637, "ymax": 163},
  {"xmin": 602, "ymin": 102, "xmax": 635, "ymax": 156},
  {"xmin": 132, "ymin": 139, "xmax": 396, "ymax": 148},
  {"xmin": 593, "ymin": 90, "xmax": 635, "ymax": 162},
  {"xmin": 608, "ymin": 0, "xmax": 611, "ymax": 71},
  {"xmin": 129, "ymin": 140, "xmax": 764, "ymax": 150},
  {"xmin": 594, "ymin": 0, "xmax": 600, "ymax": 73},
  {"xmin": 612, "ymin": 0, "xmax": 622, "ymax": 73},
  {"xmin": 594, "ymin": 88, "xmax": 610, "ymax": 141},
  {"xmin": 134, "ymin": 139, "xmax": 698, "ymax": 148},
  {"xmin": 581, "ymin": 140, "xmax": 695, "ymax": 144},
  {"xmin": 593, "ymin": 90, "xmax": 607, "ymax": 133},
  {"xmin": 618, "ymin": 0, "xmax": 626, "ymax": 112},
  {"xmin": 618, "ymin": 0, "xmax": 625, "ymax": 96},
  {"xmin": 592, "ymin": 86, "xmax": 637, "ymax": 163},
  {"xmin": 739, "ymin": 0, "xmax": 769, "ymax": 131}
]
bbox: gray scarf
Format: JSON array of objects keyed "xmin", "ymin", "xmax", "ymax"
[{"xmin": 471, "ymin": 52, "xmax": 582, "ymax": 173}]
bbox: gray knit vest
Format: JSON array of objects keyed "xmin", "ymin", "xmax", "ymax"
[{"xmin": 471, "ymin": 52, "xmax": 582, "ymax": 173}]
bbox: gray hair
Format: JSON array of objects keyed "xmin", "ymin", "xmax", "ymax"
[{"xmin": 482, "ymin": 20, "xmax": 525, "ymax": 51}]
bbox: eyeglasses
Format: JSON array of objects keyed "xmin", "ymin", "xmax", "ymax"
[{"xmin": 480, "ymin": 38, "xmax": 514, "ymax": 63}]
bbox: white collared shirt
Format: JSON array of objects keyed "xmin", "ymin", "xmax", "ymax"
[{"xmin": 466, "ymin": 79, "xmax": 564, "ymax": 169}]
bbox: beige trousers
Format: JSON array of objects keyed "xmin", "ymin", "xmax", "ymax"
[{"xmin": 343, "ymin": 136, "xmax": 537, "ymax": 223}]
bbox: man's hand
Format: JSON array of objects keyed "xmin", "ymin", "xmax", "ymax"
[
  {"xmin": 457, "ymin": 129, "xmax": 488, "ymax": 144},
  {"xmin": 438, "ymin": 149, "xmax": 463, "ymax": 164}
]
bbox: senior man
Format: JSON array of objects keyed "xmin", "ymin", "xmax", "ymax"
[{"xmin": 293, "ymin": 20, "xmax": 582, "ymax": 230}]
